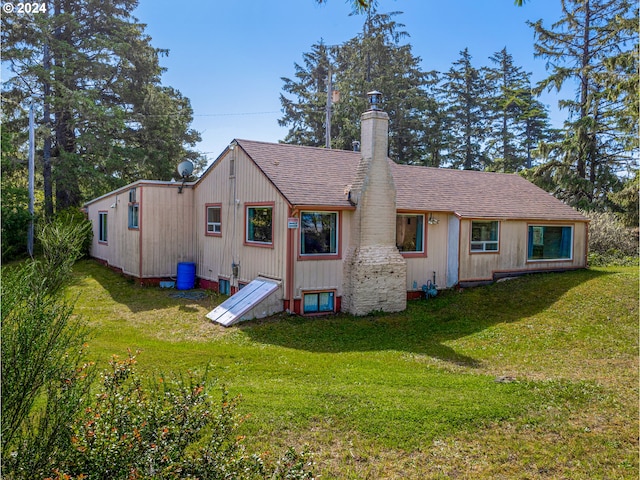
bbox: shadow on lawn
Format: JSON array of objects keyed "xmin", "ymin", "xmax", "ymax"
[
  {"xmin": 71, "ymin": 260, "xmax": 217, "ymax": 313},
  {"xmin": 239, "ymin": 268, "xmax": 606, "ymax": 368}
]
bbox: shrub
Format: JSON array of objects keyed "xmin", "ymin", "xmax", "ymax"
[
  {"xmin": 586, "ymin": 211, "xmax": 638, "ymax": 265},
  {"xmin": 1, "ymin": 218, "xmax": 94, "ymax": 477},
  {"xmin": 53, "ymin": 208, "xmax": 93, "ymax": 258},
  {"xmin": 1, "ymin": 219, "xmax": 314, "ymax": 479},
  {"xmin": 57, "ymin": 353, "xmax": 314, "ymax": 480},
  {"xmin": 0, "ymin": 186, "xmax": 32, "ymax": 261}
]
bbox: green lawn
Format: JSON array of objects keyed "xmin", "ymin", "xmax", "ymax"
[{"xmin": 68, "ymin": 260, "xmax": 638, "ymax": 479}]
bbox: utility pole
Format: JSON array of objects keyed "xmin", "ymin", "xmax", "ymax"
[
  {"xmin": 325, "ymin": 64, "xmax": 332, "ymax": 149},
  {"xmin": 28, "ymin": 101, "xmax": 35, "ymax": 256}
]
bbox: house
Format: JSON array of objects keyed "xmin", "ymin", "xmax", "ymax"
[{"xmin": 84, "ymin": 95, "xmax": 588, "ymax": 321}]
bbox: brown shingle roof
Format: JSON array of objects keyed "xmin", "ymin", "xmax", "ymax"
[
  {"xmin": 236, "ymin": 139, "xmax": 587, "ymax": 222},
  {"xmin": 237, "ymin": 139, "xmax": 359, "ymax": 208}
]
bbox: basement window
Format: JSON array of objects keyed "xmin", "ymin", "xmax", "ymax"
[
  {"xmin": 528, "ymin": 225, "xmax": 573, "ymax": 261},
  {"xmin": 470, "ymin": 221, "xmax": 499, "ymax": 252},
  {"xmin": 303, "ymin": 291, "xmax": 335, "ymax": 314},
  {"xmin": 301, "ymin": 211, "xmax": 338, "ymax": 255},
  {"xmin": 219, "ymin": 278, "xmax": 230, "ymax": 295}
]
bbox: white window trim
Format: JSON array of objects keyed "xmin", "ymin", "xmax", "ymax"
[
  {"xmin": 470, "ymin": 221, "xmax": 499, "ymax": 252},
  {"xmin": 206, "ymin": 205, "xmax": 221, "ymax": 235}
]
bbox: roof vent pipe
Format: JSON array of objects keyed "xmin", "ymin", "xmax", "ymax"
[{"xmin": 352, "ymin": 140, "xmax": 360, "ymax": 152}]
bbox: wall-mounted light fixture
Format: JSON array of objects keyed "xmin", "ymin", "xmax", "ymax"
[{"xmin": 428, "ymin": 213, "xmax": 439, "ymax": 225}]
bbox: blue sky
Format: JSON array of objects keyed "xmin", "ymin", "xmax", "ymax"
[{"xmin": 134, "ymin": 0, "xmax": 566, "ymax": 165}]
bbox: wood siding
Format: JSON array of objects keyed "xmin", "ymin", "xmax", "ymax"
[
  {"xmin": 87, "ymin": 183, "xmax": 195, "ymax": 279},
  {"xmin": 194, "ymin": 148, "xmax": 289, "ymax": 296},
  {"xmin": 292, "ymin": 209, "xmax": 351, "ymax": 300},
  {"xmin": 87, "ymin": 189, "xmax": 140, "ymax": 277},
  {"xmin": 139, "ymin": 185, "xmax": 195, "ymax": 278},
  {"xmin": 458, "ymin": 219, "xmax": 588, "ymax": 283},
  {"xmin": 404, "ymin": 212, "xmax": 449, "ymax": 290}
]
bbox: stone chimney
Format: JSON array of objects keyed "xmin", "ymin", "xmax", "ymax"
[{"xmin": 343, "ymin": 91, "xmax": 407, "ymax": 315}]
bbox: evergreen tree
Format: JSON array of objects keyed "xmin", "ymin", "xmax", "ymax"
[
  {"xmin": 279, "ymin": 11, "xmax": 434, "ymax": 165},
  {"xmin": 279, "ymin": 42, "xmax": 333, "ymax": 147},
  {"xmin": 438, "ymin": 48, "xmax": 489, "ymax": 170},
  {"xmin": 528, "ymin": 0, "xmax": 638, "ymax": 209},
  {"xmin": 484, "ymin": 48, "xmax": 555, "ymax": 172},
  {"xmin": 518, "ymin": 89, "xmax": 559, "ymax": 170},
  {"xmin": 1, "ymin": 0, "xmax": 203, "ymax": 213}
]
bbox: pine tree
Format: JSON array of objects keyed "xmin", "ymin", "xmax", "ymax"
[
  {"xmin": 279, "ymin": 11, "xmax": 434, "ymax": 165},
  {"xmin": 528, "ymin": 0, "xmax": 638, "ymax": 209},
  {"xmin": 1, "ymin": 0, "xmax": 203, "ymax": 213},
  {"xmin": 438, "ymin": 49, "xmax": 489, "ymax": 170},
  {"xmin": 484, "ymin": 48, "xmax": 554, "ymax": 172},
  {"xmin": 279, "ymin": 42, "xmax": 333, "ymax": 147}
]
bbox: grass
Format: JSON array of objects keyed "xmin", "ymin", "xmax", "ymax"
[{"xmin": 68, "ymin": 260, "xmax": 638, "ymax": 479}]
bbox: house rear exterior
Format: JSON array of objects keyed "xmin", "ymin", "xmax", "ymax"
[{"xmin": 85, "ymin": 101, "xmax": 588, "ymax": 319}]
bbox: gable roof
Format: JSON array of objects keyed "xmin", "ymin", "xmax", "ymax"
[
  {"xmin": 235, "ymin": 139, "xmax": 586, "ymax": 222},
  {"xmin": 237, "ymin": 139, "xmax": 358, "ymax": 208}
]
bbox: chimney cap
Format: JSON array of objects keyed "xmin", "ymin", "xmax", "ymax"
[{"xmin": 366, "ymin": 90, "xmax": 383, "ymax": 111}]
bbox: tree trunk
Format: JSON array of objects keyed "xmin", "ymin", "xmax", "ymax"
[
  {"xmin": 577, "ymin": 0, "xmax": 591, "ymax": 180},
  {"xmin": 42, "ymin": 43, "xmax": 53, "ymax": 218}
]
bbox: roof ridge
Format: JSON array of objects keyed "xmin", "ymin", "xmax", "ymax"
[{"xmin": 236, "ymin": 138, "xmax": 359, "ymax": 155}]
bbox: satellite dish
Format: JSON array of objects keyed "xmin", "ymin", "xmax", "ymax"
[{"xmin": 177, "ymin": 160, "xmax": 194, "ymax": 178}]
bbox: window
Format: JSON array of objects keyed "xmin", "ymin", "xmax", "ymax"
[
  {"xmin": 301, "ymin": 211, "xmax": 337, "ymax": 255},
  {"xmin": 303, "ymin": 291, "xmax": 335, "ymax": 314},
  {"xmin": 98, "ymin": 212, "xmax": 108, "ymax": 243},
  {"xmin": 206, "ymin": 205, "xmax": 221, "ymax": 235},
  {"xmin": 219, "ymin": 278, "xmax": 230, "ymax": 295},
  {"xmin": 528, "ymin": 225, "xmax": 572, "ymax": 261},
  {"xmin": 128, "ymin": 188, "xmax": 139, "ymax": 229},
  {"xmin": 128, "ymin": 204, "xmax": 139, "ymax": 229},
  {"xmin": 246, "ymin": 206, "xmax": 272, "ymax": 244},
  {"xmin": 471, "ymin": 221, "xmax": 499, "ymax": 252},
  {"xmin": 396, "ymin": 214, "xmax": 424, "ymax": 253}
]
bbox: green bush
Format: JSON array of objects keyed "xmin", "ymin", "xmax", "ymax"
[
  {"xmin": 587, "ymin": 250, "xmax": 639, "ymax": 267},
  {"xmin": 1, "ymin": 186, "xmax": 32, "ymax": 261},
  {"xmin": 1, "ymin": 219, "xmax": 314, "ymax": 480},
  {"xmin": 56, "ymin": 353, "xmax": 314, "ymax": 480},
  {"xmin": 586, "ymin": 211, "xmax": 638, "ymax": 265},
  {"xmin": 1, "ymin": 218, "xmax": 94, "ymax": 477},
  {"xmin": 51, "ymin": 208, "xmax": 94, "ymax": 259}
]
